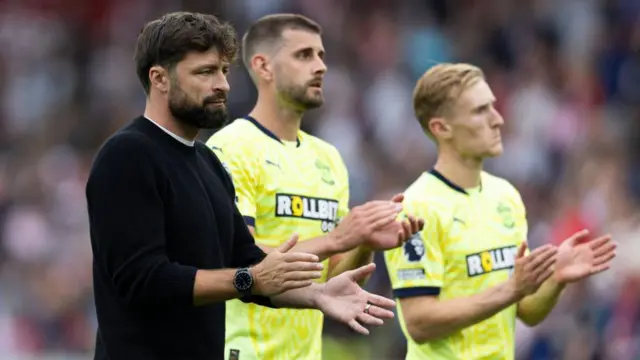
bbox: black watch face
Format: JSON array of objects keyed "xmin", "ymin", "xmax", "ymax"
[{"xmin": 235, "ymin": 271, "xmax": 252, "ymax": 291}]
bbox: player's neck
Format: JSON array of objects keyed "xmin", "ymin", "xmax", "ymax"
[
  {"xmin": 144, "ymin": 97, "xmax": 199, "ymax": 141},
  {"xmin": 249, "ymin": 92, "xmax": 302, "ymax": 142},
  {"xmin": 434, "ymin": 150, "xmax": 483, "ymax": 189}
]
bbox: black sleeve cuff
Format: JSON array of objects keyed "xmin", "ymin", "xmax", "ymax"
[
  {"xmin": 241, "ymin": 295, "xmax": 277, "ymax": 308},
  {"xmin": 393, "ymin": 286, "xmax": 441, "ymax": 298},
  {"xmin": 163, "ymin": 264, "xmax": 199, "ymax": 307},
  {"xmin": 243, "ymin": 216, "xmax": 256, "ymax": 227}
]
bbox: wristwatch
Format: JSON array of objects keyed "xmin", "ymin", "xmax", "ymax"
[{"xmin": 233, "ymin": 268, "xmax": 254, "ymax": 297}]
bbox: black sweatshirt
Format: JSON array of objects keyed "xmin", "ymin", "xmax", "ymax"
[{"xmin": 86, "ymin": 116, "xmax": 270, "ymax": 360}]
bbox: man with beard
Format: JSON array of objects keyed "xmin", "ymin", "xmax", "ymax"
[
  {"xmin": 86, "ymin": 12, "xmax": 402, "ymax": 360},
  {"xmin": 206, "ymin": 14, "xmax": 423, "ymax": 360}
]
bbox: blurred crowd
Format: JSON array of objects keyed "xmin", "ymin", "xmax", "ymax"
[{"xmin": 0, "ymin": 0, "xmax": 639, "ymax": 359}]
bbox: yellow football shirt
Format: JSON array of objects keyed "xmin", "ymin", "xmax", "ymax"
[
  {"xmin": 384, "ymin": 169, "xmax": 527, "ymax": 360},
  {"xmin": 206, "ymin": 116, "xmax": 350, "ymax": 360}
]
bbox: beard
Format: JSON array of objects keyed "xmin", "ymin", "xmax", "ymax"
[
  {"xmin": 276, "ymin": 79, "xmax": 324, "ymax": 110},
  {"xmin": 168, "ymin": 84, "xmax": 229, "ymax": 130}
]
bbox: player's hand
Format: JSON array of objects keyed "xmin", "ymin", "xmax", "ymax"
[
  {"xmin": 330, "ymin": 200, "xmax": 403, "ymax": 252},
  {"xmin": 364, "ymin": 194, "xmax": 425, "ymax": 251},
  {"xmin": 553, "ymin": 229, "xmax": 616, "ymax": 284},
  {"xmin": 510, "ymin": 242, "xmax": 558, "ymax": 299},
  {"xmin": 315, "ymin": 263, "xmax": 396, "ymax": 335},
  {"xmin": 251, "ymin": 234, "xmax": 323, "ymax": 297}
]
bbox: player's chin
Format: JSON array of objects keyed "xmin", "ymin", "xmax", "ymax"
[
  {"xmin": 302, "ymin": 94, "xmax": 324, "ymax": 109},
  {"xmin": 485, "ymin": 144, "xmax": 504, "ymax": 157}
]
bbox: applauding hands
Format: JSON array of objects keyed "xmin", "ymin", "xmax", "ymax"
[
  {"xmin": 251, "ymin": 234, "xmax": 324, "ymax": 297},
  {"xmin": 509, "ymin": 243, "xmax": 558, "ymax": 298},
  {"xmin": 316, "ymin": 263, "xmax": 396, "ymax": 335},
  {"xmin": 509, "ymin": 229, "xmax": 617, "ymax": 300},
  {"xmin": 330, "ymin": 193, "xmax": 424, "ymax": 252},
  {"xmin": 552, "ymin": 229, "xmax": 616, "ymax": 284}
]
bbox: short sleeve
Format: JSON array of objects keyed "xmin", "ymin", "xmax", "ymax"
[
  {"xmin": 384, "ymin": 202, "xmax": 444, "ymax": 298},
  {"xmin": 507, "ymin": 184, "xmax": 529, "ymax": 252},
  {"xmin": 512, "ymin": 189, "xmax": 528, "ymax": 242},
  {"xmin": 334, "ymin": 154, "xmax": 350, "ymax": 221},
  {"xmin": 205, "ymin": 135, "xmax": 259, "ymax": 227}
]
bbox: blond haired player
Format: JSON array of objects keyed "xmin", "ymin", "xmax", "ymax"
[
  {"xmin": 383, "ymin": 63, "xmax": 617, "ymax": 360},
  {"xmin": 206, "ymin": 14, "xmax": 422, "ymax": 360}
]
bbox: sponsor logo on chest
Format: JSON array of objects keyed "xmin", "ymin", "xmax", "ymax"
[
  {"xmin": 275, "ymin": 193, "xmax": 339, "ymax": 232},
  {"xmin": 466, "ymin": 245, "xmax": 518, "ymax": 277}
]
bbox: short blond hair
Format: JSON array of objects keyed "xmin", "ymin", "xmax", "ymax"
[{"xmin": 412, "ymin": 63, "xmax": 485, "ymax": 135}]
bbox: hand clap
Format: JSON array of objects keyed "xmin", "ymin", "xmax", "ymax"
[
  {"xmin": 509, "ymin": 243, "xmax": 558, "ymax": 299},
  {"xmin": 251, "ymin": 234, "xmax": 323, "ymax": 297}
]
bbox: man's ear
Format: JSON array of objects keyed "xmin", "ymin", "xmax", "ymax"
[
  {"xmin": 429, "ymin": 117, "xmax": 453, "ymax": 140},
  {"xmin": 251, "ymin": 54, "xmax": 273, "ymax": 82},
  {"xmin": 149, "ymin": 65, "xmax": 170, "ymax": 93}
]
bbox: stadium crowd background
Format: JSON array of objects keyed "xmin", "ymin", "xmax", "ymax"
[{"xmin": 0, "ymin": 0, "xmax": 639, "ymax": 359}]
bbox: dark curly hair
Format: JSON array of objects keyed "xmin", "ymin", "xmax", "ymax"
[{"xmin": 134, "ymin": 12, "xmax": 238, "ymax": 94}]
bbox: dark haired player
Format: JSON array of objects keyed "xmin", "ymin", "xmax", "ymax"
[{"xmin": 86, "ymin": 12, "xmax": 397, "ymax": 360}]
